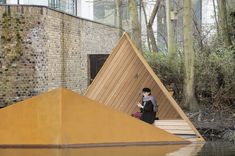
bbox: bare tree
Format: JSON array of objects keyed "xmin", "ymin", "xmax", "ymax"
[
  {"xmin": 147, "ymin": 0, "xmax": 162, "ymax": 53},
  {"xmin": 129, "ymin": 0, "xmax": 142, "ymax": 50},
  {"xmin": 115, "ymin": 0, "xmax": 123, "ymax": 37},
  {"xmin": 141, "ymin": 0, "xmax": 162, "ymax": 53},
  {"xmin": 217, "ymin": 0, "xmax": 232, "ymax": 46},
  {"xmin": 183, "ymin": 0, "xmax": 199, "ymax": 112},
  {"xmin": 141, "ymin": 0, "xmax": 152, "ymax": 52},
  {"xmin": 212, "ymin": 0, "xmax": 220, "ymax": 35},
  {"xmin": 166, "ymin": 0, "xmax": 176, "ymax": 60}
]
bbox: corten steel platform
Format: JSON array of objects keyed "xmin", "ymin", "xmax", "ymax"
[{"xmin": 0, "ymin": 88, "xmax": 189, "ymax": 147}]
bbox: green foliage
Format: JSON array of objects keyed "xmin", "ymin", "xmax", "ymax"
[
  {"xmin": 1, "ymin": 13, "xmax": 23, "ymax": 66},
  {"xmin": 195, "ymin": 42, "xmax": 235, "ymax": 106},
  {"xmin": 144, "ymin": 44, "xmax": 235, "ymax": 108},
  {"xmin": 144, "ymin": 51, "xmax": 184, "ymax": 101}
]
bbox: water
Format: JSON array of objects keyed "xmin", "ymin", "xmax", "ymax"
[
  {"xmin": 0, "ymin": 142, "xmax": 234, "ymax": 156},
  {"xmin": 197, "ymin": 142, "xmax": 235, "ymax": 156}
]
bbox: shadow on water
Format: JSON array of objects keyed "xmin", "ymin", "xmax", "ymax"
[{"xmin": 0, "ymin": 142, "xmax": 234, "ymax": 156}]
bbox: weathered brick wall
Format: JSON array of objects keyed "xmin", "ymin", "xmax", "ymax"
[{"xmin": 0, "ymin": 5, "xmax": 120, "ymax": 107}]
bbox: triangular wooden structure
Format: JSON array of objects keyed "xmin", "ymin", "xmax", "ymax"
[
  {"xmin": 85, "ymin": 33, "xmax": 204, "ymax": 142},
  {"xmin": 0, "ymin": 88, "xmax": 188, "ymax": 147}
]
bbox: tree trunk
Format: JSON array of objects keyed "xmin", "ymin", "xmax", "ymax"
[
  {"xmin": 218, "ymin": 0, "xmax": 232, "ymax": 46},
  {"xmin": 147, "ymin": 25, "xmax": 158, "ymax": 52},
  {"xmin": 141, "ymin": 0, "xmax": 152, "ymax": 52},
  {"xmin": 115, "ymin": 0, "xmax": 123, "ymax": 37},
  {"xmin": 129, "ymin": 0, "xmax": 142, "ymax": 50},
  {"xmin": 183, "ymin": 0, "xmax": 199, "ymax": 112},
  {"xmin": 212, "ymin": 0, "xmax": 220, "ymax": 35},
  {"xmin": 166, "ymin": 0, "xmax": 176, "ymax": 61},
  {"xmin": 147, "ymin": 0, "xmax": 162, "ymax": 53}
]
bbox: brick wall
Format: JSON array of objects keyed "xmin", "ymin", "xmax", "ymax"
[{"xmin": 0, "ymin": 5, "xmax": 120, "ymax": 107}]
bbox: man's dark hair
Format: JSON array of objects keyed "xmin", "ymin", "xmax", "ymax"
[{"xmin": 142, "ymin": 88, "xmax": 151, "ymax": 93}]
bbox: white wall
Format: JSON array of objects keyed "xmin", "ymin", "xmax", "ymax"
[{"xmin": 77, "ymin": 0, "xmax": 93, "ymax": 20}]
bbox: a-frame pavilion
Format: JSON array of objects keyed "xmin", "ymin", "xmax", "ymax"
[{"xmin": 85, "ymin": 33, "xmax": 204, "ymax": 142}]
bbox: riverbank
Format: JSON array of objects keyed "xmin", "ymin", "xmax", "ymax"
[{"xmin": 187, "ymin": 106, "xmax": 235, "ymax": 142}]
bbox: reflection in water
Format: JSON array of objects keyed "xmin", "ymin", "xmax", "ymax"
[
  {"xmin": 197, "ymin": 142, "xmax": 235, "ymax": 156},
  {"xmin": 62, "ymin": 145, "xmax": 186, "ymax": 156},
  {"xmin": 167, "ymin": 144, "xmax": 204, "ymax": 156},
  {"xmin": 0, "ymin": 142, "xmax": 234, "ymax": 156}
]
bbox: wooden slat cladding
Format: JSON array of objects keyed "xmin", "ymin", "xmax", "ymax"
[
  {"xmin": 86, "ymin": 34, "xmax": 179, "ymax": 119},
  {"xmin": 85, "ymin": 33, "xmax": 204, "ymax": 141}
]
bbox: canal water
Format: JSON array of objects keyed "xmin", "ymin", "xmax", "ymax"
[{"xmin": 0, "ymin": 142, "xmax": 234, "ymax": 156}]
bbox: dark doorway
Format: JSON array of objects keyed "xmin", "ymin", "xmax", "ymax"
[{"xmin": 89, "ymin": 54, "xmax": 109, "ymax": 84}]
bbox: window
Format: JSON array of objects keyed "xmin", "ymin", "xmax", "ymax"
[
  {"xmin": 88, "ymin": 54, "xmax": 109, "ymax": 84},
  {"xmin": 0, "ymin": 0, "xmax": 6, "ymax": 4}
]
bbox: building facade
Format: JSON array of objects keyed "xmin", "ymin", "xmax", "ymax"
[
  {"xmin": 0, "ymin": 5, "xmax": 120, "ymax": 107},
  {"xmin": 1, "ymin": 0, "xmax": 94, "ymax": 19}
]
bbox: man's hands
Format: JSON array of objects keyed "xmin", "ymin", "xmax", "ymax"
[{"xmin": 137, "ymin": 102, "xmax": 143, "ymax": 108}]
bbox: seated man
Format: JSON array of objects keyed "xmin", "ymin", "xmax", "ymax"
[{"xmin": 137, "ymin": 88, "xmax": 158, "ymax": 124}]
